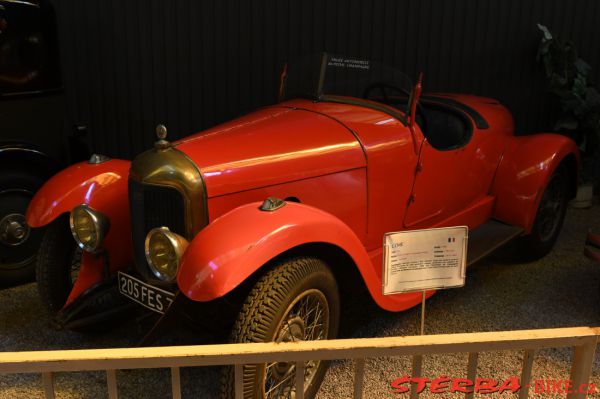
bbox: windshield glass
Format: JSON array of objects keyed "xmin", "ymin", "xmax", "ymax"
[{"xmin": 282, "ymin": 53, "xmax": 413, "ymax": 117}]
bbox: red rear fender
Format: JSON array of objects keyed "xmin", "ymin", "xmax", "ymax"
[{"xmin": 492, "ymin": 134, "xmax": 579, "ymax": 232}]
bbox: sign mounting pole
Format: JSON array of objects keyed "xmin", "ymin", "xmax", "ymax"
[
  {"xmin": 382, "ymin": 225, "xmax": 469, "ymax": 399},
  {"xmin": 420, "ymin": 290, "xmax": 426, "ymax": 335},
  {"xmin": 410, "ymin": 291, "xmax": 426, "ymax": 399}
]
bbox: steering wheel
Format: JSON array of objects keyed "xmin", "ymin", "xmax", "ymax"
[{"xmin": 362, "ymin": 82, "xmax": 427, "ymax": 133}]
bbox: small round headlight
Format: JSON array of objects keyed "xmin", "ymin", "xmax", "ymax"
[
  {"xmin": 69, "ymin": 204, "xmax": 110, "ymax": 252},
  {"xmin": 145, "ymin": 227, "xmax": 189, "ymax": 282}
]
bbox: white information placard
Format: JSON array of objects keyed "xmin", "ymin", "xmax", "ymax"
[{"xmin": 383, "ymin": 226, "xmax": 468, "ymax": 295}]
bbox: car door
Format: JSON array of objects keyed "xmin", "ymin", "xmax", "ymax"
[{"xmin": 403, "ymin": 111, "xmax": 504, "ymax": 228}]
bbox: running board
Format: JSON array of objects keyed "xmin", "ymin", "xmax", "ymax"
[{"xmin": 467, "ymin": 221, "xmax": 524, "ymax": 266}]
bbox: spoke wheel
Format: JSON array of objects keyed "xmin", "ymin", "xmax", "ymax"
[
  {"xmin": 536, "ymin": 172, "xmax": 567, "ymax": 242},
  {"xmin": 221, "ymin": 257, "xmax": 339, "ymax": 399},
  {"xmin": 264, "ymin": 289, "xmax": 329, "ymax": 398},
  {"xmin": 517, "ymin": 164, "xmax": 569, "ymax": 261}
]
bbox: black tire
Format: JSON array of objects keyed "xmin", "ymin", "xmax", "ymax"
[
  {"xmin": 0, "ymin": 170, "xmax": 45, "ymax": 288},
  {"xmin": 516, "ymin": 165, "xmax": 569, "ymax": 261},
  {"xmin": 36, "ymin": 215, "xmax": 81, "ymax": 313},
  {"xmin": 220, "ymin": 257, "xmax": 340, "ymax": 399}
]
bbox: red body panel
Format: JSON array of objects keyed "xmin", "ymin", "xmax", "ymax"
[
  {"xmin": 492, "ymin": 133, "xmax": 580, "ymax": 232},
  {"xmin": 26, "ymin": 160, "xmax": 133, "ymax": 307},
  {"xmin": 176, "ymin": 107, "xmax": 365, "ymax": 198},
  {"xmin": 282, "ymin": 100, "xmax": 418, "ymax": 251},
  {"xmin": 404, "ymin": 95, "xmax": 511, "ymax": 229},
  {"xmin": 403, "ymin": 131, "xmax": 504, "ymax": 229},
  {"xmin": 207, "ymin": 169, "xmax": 368, "ymax": 240},
  {"xmin": 281, "ymin": 98, "xmax": 508, "ymax": 244}
]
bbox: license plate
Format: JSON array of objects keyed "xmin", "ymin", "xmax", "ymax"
[{"xmin": 118, "ymin": 272, "xmax": 175, "ymax": 314}]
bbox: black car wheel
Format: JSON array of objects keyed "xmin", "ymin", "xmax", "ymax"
[
  {"xmin": 517, "ymin": 165, "xmax": 569, "ymax": 261},
  {"xmin": 0, "ymin": 171, "xmax": 44, "ymax": 288},
  {"xmin": 36, "ymin": 215, "xmax": 81, "ymax": 313},
  {"xmin": 221, "ymin": 257, "xmax": 340, "ymax": 399}
]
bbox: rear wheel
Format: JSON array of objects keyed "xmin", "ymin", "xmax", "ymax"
[
  {"xmin": 517, "ymin": 165, "xmax": 569, "ymax": 261},
  {"xmin": 0, "ymin": 170, "xmax": 45, "ymax": 288},
  {"xmin": 221, "ymin": 257, "xmax": 340, "ymax": 399}
]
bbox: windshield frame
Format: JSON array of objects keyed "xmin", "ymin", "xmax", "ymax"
[{"xmin": 282, "ymin": 53, "xmax": 412, "ymax": 126}]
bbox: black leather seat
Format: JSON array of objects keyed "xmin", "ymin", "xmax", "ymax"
[{"xmin": 418, "ymin": 104, "xmax": 472, "ymax": 151}]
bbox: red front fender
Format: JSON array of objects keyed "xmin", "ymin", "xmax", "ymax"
[
  {"xmin": 26, "ymin": 159, "xmax": 132, "ymax": 305},
  {"xmin": 178, "ymin": 201, "xmax": 378, "ymax": 302},
  {"xmin": 26, "ymin": 159, "xmax": 131, "ymax": 228},
  {"xmin": 492, "ymin": 133, "xmax": 580, "ymax": 232}
]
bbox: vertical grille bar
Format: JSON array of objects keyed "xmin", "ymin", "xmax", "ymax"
[{"xmin": 129, "ymin": 179, "xmax": 185, "ymax": 280}]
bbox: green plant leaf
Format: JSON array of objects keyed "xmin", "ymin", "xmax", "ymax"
[
  {"xmin": 536, "ymin": 23, "xmax": 600, "ymax": 184},
  {"xmin": 537, "ymin": 23, "xmax": 553, "ymax": 41},
  {"xmin": 575, "ymin": 59, "xmax": 591, "ymax": 76}
]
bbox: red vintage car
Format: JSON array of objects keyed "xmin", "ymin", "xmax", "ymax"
[{"xmin": 27, "ymin": 54, "xmax": 579, "ymax": 398}]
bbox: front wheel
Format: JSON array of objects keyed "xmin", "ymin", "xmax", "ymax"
[
  {"xmin": 36, "ymin": 215, "xmax": 81, "ymax": 313},
  {"xmin": 0, "ymin": 171, "xmax": 45, "ymax": 288},
  {"xmin": 221, "ymin": 257, "xmax": 340, "ymax": 399},
  {"xmin": 516, "ymin": 165, "xmax": 569, "ymax": 261}
]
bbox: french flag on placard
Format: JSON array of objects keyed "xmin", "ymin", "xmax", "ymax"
[{"xmin": 448, "ymin": 237, "xmax": 456, "ymax": 243}]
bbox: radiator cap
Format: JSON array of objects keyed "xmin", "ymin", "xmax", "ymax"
[{"xmin": 155, "ymin": 124, "xmax": 171, "ymax": 149}]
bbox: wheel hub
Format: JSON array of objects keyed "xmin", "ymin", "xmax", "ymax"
[
  {"xmin": 273, "ymin": 317, "xmax": 306, "ymax": 378},
  {"xmin": 0, "ymin": 214, "xmax": 30, "ymax": 246},
  {"xmin": 279, "ymin": 316, "xmax": 306, "ymax": 342}
]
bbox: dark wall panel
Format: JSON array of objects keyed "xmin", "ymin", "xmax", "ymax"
[{"xmin": 51, "ymin": 0, "xmax": 600, "ymax": 159}]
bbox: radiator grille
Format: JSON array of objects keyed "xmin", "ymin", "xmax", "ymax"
[{"xmin": 129, "ymin": 179, "xmax": 186, "ymax": 279}]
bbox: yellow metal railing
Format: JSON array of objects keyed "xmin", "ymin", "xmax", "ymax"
[{"xmin": 0, "ymin": 326, "xmax": 598, "ymax": 399}]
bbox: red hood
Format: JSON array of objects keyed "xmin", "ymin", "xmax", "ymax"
[{"xmin": 175, "ymin": 106, "xmax": 365, "ymax": 198}]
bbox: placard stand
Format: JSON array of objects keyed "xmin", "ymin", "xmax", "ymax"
[
  {"xmin": 410, "ymin": 291, "xmax": 426, "ymax": 399},
  {"xmin": 381, "ymin": 226, "xmax": 468, "ymax": 399},
  {"xmin": 419, "ymin": 290, "xmax": 426, "ymax": 335}
]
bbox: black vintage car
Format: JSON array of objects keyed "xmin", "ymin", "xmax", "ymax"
[{"xmin": 0, "ymin": 0, "xmax": 70, "ymax": 286}]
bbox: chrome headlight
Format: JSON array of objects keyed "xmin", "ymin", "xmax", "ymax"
[
  {"xmin": 145, "ymin": 227, "xmax": 189, "ymax": 282},
  {"xmin": 69, "ymin": 204, "xmax": 110, "ymax": 252}
]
